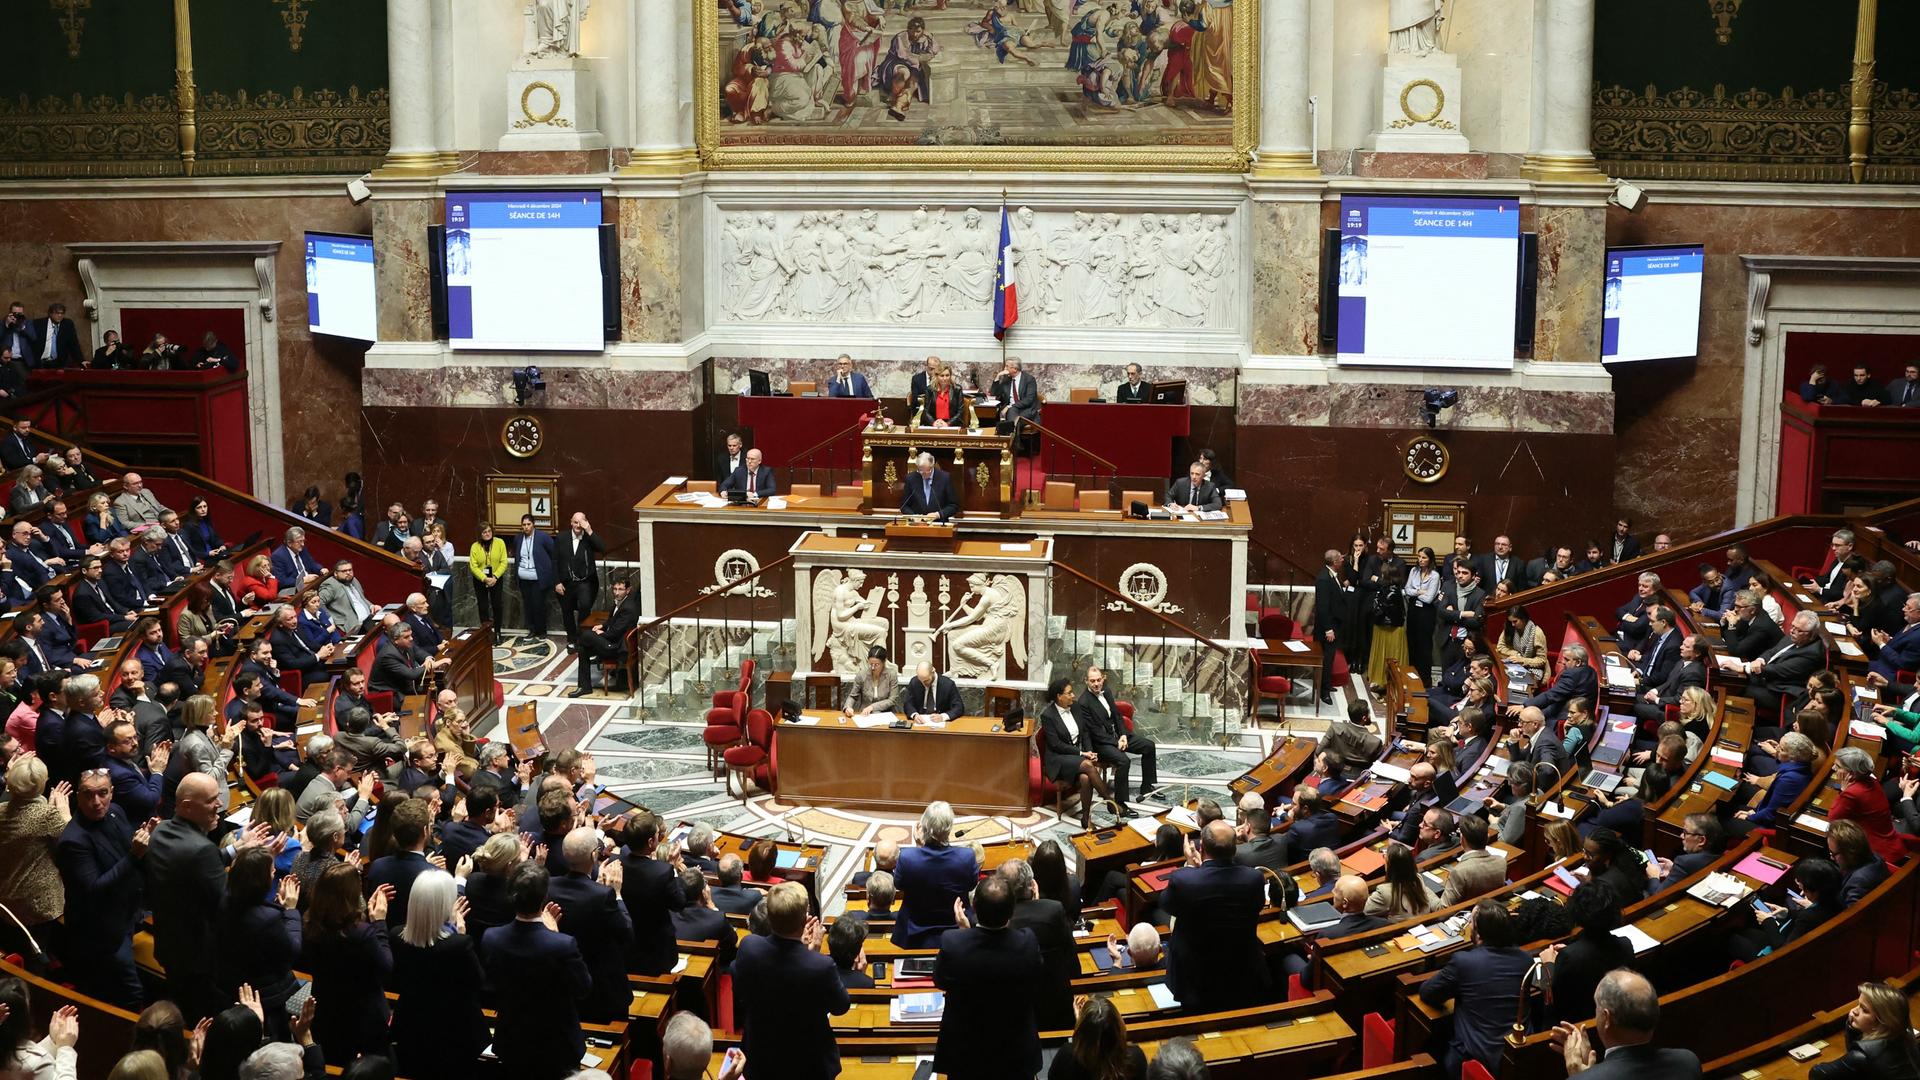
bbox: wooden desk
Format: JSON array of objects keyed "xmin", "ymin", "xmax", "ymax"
[{"xmin": 776, "ymin": 708, "xmax": 1031, "ymax": 813}]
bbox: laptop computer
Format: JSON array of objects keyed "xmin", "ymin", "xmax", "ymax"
[{"xmin": 1582, "ymin": 769, "xmax": 1623, "ymax": 793}]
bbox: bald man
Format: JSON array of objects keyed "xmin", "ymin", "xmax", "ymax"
[
  {"xmin": 1163, "ymin": 819, "xmax": 1270, "ymax": 1012},
  {"xmin": 903, "ymin": 662, "xmax": 961, "ymax": 723},
  {"xmin": 854, "ymin": 838, "xmax": 899, "ymax": 889},
  {"xmin": 145, "ymin": 772, "xmax": 239, "ymax": 1021},
  {"xmin": 1280, "ymin": 874, "xmax": 1387, "ymax": 978}
]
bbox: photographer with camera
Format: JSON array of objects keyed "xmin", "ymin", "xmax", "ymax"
[
  {"xmin": 91, "ymin": 329, "xmax": 132, "ymax": 369},
  {"xmin": 140, "ymin": 332, "xmax": 182, "ymax": 370}
]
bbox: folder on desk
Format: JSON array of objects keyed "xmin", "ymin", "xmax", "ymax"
[
  {"xmin": 1090, "ymin": 946, "xmax": 1135, "ymax": 972},
  {"xmin": 1702, "ymin": 771, "xmax": 1739, "ymax": 791},
  {"xmin": 1137, "ymin": 865, "xmax": 1179, "ymax": 893},
  {"xmin": 1733, "ymin": 852, "xmax": 1791, "ymax": 885},
  {"xmin": 1341, "ymin": 846, "xmax": 1387, "ymax": 877}
]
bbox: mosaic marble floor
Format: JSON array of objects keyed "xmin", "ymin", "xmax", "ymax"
[{"xmin": 468, "ymin": 631, "xmax": 1340, "ymax": 915}]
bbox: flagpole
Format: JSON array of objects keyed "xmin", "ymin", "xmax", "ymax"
[{"xmin": 999, "ymin": 186, "xmax": 1009, "ymax": 373}]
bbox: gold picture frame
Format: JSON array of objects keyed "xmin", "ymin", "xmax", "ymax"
[{"xmin": 695, "ymin": 0, "xmax": 1259, "ymax": 171}]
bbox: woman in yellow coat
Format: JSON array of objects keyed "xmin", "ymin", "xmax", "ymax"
[{"xmin": 468, "ymin": 522, "xmax": 510, "ymax": 644}]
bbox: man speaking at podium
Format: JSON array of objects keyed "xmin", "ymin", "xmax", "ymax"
[{"xmin": 901, "ymin": 452, "xmax": 958, "ymax": 523}]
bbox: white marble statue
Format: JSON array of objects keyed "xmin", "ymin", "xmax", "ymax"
[
  {"xmin": 937, "ymin": 573, "xmax": 1027, "ymax": 680},
  {"xmin": 1387, "ymin": 0, "xmax": 1445, "ymax": 56},
  {"xmin": 714, "ymin": 205, "xmax": 1237, "ymax": 331},
  {"xmin": 525, "ymin": 0, "xmax": 591, "ymax": 58},
  {"xmin": 812, "ymin": 568, "xmax": 891, "ymax": 674}
]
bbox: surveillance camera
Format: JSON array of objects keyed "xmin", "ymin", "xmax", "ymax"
[
  {"xmin": 1608, "ymin": 180, "xmax": 1646, "ymax": 213},
  {"xmin": 510, "ymin": 366, "xmax": 546, "ymax": 407},
  {"xmin": 1420, "ymin": 388, "xmax": 1459, "ymax": 428},
  {"xmin": 346, "ymin": 176, "xmax": 372, "ymax": 205}
]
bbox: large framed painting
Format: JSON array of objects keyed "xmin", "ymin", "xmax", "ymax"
[{"xmin": 697, "ymin": 0, "xmax": 1257, "ymax": 170}]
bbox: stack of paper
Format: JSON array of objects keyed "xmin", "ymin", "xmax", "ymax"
[
  {"xmin": 1371, "ymin": 760, "xmax": 1413, "ymax": 784},
  {"xmin": 1709, "ymin": 745, "xmax": 1745, "ymax": 768},
  {"xmin": 889, "ymin": 993, "xmax": 946, "ymax": 1023},
  {"xmin": 1851, "ymin": 718, "xmax": 1889, "ymax": 740},
  {"xmin": 1611, "ymin": 924, "xmax": 1661, "ymax": 954},
  {"xmin": 1126, "ymin": 817, "xmax": 1163, "ymax": 843},
  {"xmin": 852, "ymin": 714, "xmax": 894, "ymax": 729},
  {"xmin": 1687, "ymin": 871, "xmax": 1752, "ymax": 907},
  {"xmin": 1146, "ymin": 983, "xmax": 1181, "ymax": 1009}
]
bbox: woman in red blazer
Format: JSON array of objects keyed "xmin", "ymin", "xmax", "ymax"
[{"xmin": 1829, "ymin": 745, "xmax": 1905, "ymax": 866}]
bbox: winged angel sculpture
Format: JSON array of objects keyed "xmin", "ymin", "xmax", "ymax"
[
  {"xmin": 936, "ymin": 573, "xmax": 1027, "ymax": 680},
  {"xmin": 812, "ymin": 568, "xmax": 890, "ymax": 674}
]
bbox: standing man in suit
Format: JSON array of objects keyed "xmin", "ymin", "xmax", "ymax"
[
  {"xmin": 145, "ymin": 772, "xmax": 238, "ymax": 1022},
  {"xmin": 1512, "ymin": 645, "xmax": 1599, "ymax": 724},
  {"xmin": 557, "ymin": 513, "xmax": 604, "ymax": 652},
  {"xmin": 29, "ymin": 302, "xmax": 82, "ymax": 368},
  {"xmin": 573, "ymin": 575, "xmax": 641, "ymax": 697},
  {"xmin": 900, "ymin": 452, "xmax": 959, "ymax": 522},
  {"xmin": 671, "ymin": 867, "xmax": 738, "ymax": 973},
  {"xmin": 1232, "ymin": 793, "xmax": 1296, "ymax": 905},
  {"xmin": 548, "ymin": 827, "xmax": 635, "ymax": 1022},
  {"xmin": 54, "ymin": 767, "xmax": 151, "ymax": 1007},
  {"xmin": 365, "ymin": 798, "xmax": 435, "ymax": 927},
  {"xmin": 713, "ymin": 431, "xmax": 745, "ymax": 482},
  {"xmin": 513, "ymin": 514, "xmax": 556, "ymax": 643},
  {"xmin": 1163, "ymin": 820, "xmax": 1271, "ymax": 1013},
  {"xmin": 1742, "ymin": 611, "xmax": 1827, "ymax": 717},
  {"xmin": 908, "ymin": 354, "xmax": 942, "ymax": 410},
  {"xmin": 1166, "ymin": 461, "xmax": 1223, "ymax": 513},
  {"xmin": 1075, "ymin": 665, "xmax": 1157, "ymax": 810},
  {"xmin": 1553, "ymin": 968, "xmax": 1703, "ymax": 1080},
  {"xmin": 825, "ymin": 353, "xmax": 873, "ymax": 397},
  {"xmin": 1438, "ymin": 559, "xmax": 1488, "ymax": 668},
  {"xmin": 1476, "ymin": 535, "xmax": 1524, "ymax": 594},
  {"xmin": 1883, "ymin": 362, "xmax": 1920, "ymax": 408},
  {"xmin": 933, "ymin": 875, "xmax": 1046, "ymax": 1079},
  {"xmin": 616, "ymin": 809, "xmax": 687, "ymax": 976},
  {"xmin": 1868, "ymin": 592, "xmax": 1920, "ymax": 683},
  {"xmin": 482, "ymin": 863, "xmax": 594, "ymax": 1080},
  {"xmin": 733, "ymin": 881, "xmax": 849, "ymax": 1080},
  {"xmin": 1634, "ymin": 634, "xmax": 1707, "ymax": 728},
  {"xmin": 991, "ymin": 355, "xmax": 1039, "ymax": 437},
  {"xmin": 998, "ymin": 859, "xmax": 1075, "ymax": 1030},
  {"xmin": 1116, "ymin": 362, "xmax": 1148, "ymax": 403},
  {"xmin": 1314, "ymin": 549, "xmax": 1347, "ymax": 706},
  {"xmin": 1420, "ymin": 901, "xmax": 1537, "ymax": 1078},
  {"xmin": 717, "ymin": 448, "xmax": 777, "ymax": 503}
]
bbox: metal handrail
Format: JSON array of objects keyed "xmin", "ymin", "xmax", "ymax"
[
  {"xmin": 636, "ymin": 553, "xmax": 797, "ymax": 633},
  {"xmin": 790, "ymin": 416, "xmax": 874, "ymax": 466},
  {"xmin": 1016, "ymin": 416, "xmax": 1117, "ymax": 474},
  {"xmin": 1052, "ymin": 558, "xmax": 1232, "ymax": 657}
]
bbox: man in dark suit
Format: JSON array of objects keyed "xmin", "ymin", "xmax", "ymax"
[
  {"xmin": 1163, "ymin": 820, "xmax": 1271, "ymax": 1013},
  {"xmin": 908, "ymin": 355, "xmax": 941, "ymax": 410},
  {"xmin": 269, "ymin": 528, "xmax": 324, "ymax": 591},
  {"xmin": 1652, "ymin": 812, "xmax": 1723, "ymax": 893},
  {"xmin": 990, "ymin": 356, "xmax": 1039, "ymax": 437},
  {"xmin": 671, "ymin": 867, "xmax": 738, "ymax": 972},
  {"xmin": 615, "ymin": 810, "xmax": 686, "ymax": 976},
  {"xmin": 717, "ymin": 447, "xmax": 778, "ymax": 503},
  {"xmin": 932, "ymin": 875, "xmax": 1045, "ymax": 1080},
  {"xmin": 144, "ymin": 772, "xmax": 234, "ymax": 1022},
  {"xmin": 1609, "ymin": 518, "xmax": 1642, "ymax": 565},
  {"xmin": 1720, "ymin": 590, "xmax": 1782, "ymax": 660},
  {"xmin": 826, "ymin": 916, "xmax": 874, "ymax": 989},
  {"xmin": 1166, "ymin": 461, "xmax": 1223, "ymax": 513},
  {"xmin": 1868, "ymin": 591, "xmax": 1920, "ymax": 682},
  {"xmin": 1504, "ymin": 706, "xmax": 1571, "ymax": 776},
  {"xmin": 104, "ymin": 717, "xmax": 168, "ymax": 824},
  {"xmin": 1514, "ymin": 645, "xmax": 1599, "ymax": 723},
  {"xmin": 5, "ymin": 521, "xmax": 54, "ymax": 591},
  {"xmin": 1686, "ymin": 564, "xmax": 1731, "ymax": 622},
  {"xmin": 1552, "ymin": 968, "xmax": 1703, "ymax": 1080},
  {"xmin": 1634, "ymin": 633, "xmax": 1707, "ymax": 729},
  {"xmin": 268, "ymin": 605, "xmax": 330, "ymax": 687},
  {"xmin": 366, "ymin": 799, "xmax": 435, "ymax": 927},
  {"xmin": 710, "ymin": 853, "xmax": 761, "ymax": 915},
  {"xmin": 1440, "ymin": 535, "xmax": 1476, "ymax": 583},
  {"xmin": 37, "ymin": 498, "xmax": 85, "ymax": 565},
  {"xmin": 1231, "ymin": 794, "xmax": 1296, "ymax": 906},
  {"xmin": 1846, "ymin": 363, "xmax": 1889, "ymax": 407},
  {"xmin": 1116, "ymin": 362, "xmax": 1149, "ymax": 403},
  {"xmin": 28, "ymin": 302, "xmax": 82, "ymax": 368},
  {"xmin": 713, "ymin": 431, "xmax": 745, "ymax": 482},
  {"xmin": 439, "ymin": 786, "xmax": 495, "ymax": 870},
  {"xmin": 548, "ymin": 826, "xmax": 636, "ymax": 1022},
  {"xmin": 900, "ymin": 452, "xmax": 959, "ymax": 522},
  {"xmin": 1812, "ymin": 529, "xmax": 1856, "ymax": 602},
  {"xmin": 482, "ymin": 863, "xmax": 594, "ymax": 1080},
  {"xmin": 1419, "ymin": 900, "xmax": 1536, "ymax": 1078},
  {"xmin": 1614, "ymin": 573, "xmax": 1663, "ymax": 649},
  {"xmin": 100, "ymin": 540, "xmax": 146, "ymax": 616},
  {"xmin": 1526, "ymin": 546, "xmax": 1577, "ymax": 590},
  {"xmin": 825, "ymin": 353, "xmax": 873, "ymax": 397},
  {"xmin": 1388, "ymin": 763, "xmax": 1448, "ymax": 846},
  {"xmin": 1314, "ymin": 549, "xmax": 1347, "ymax": 705},
  {"xmin": 733, "ymin": 881, "xmax": 850, "ymax": 1080},
  {"xmin": 0, "ymin": 418, "xmax": 41, "ymax": 471},
  {"xmin": 903, "ymin": 662, "xmax": 962, "ymax": 722},
  {"xmin": 573, "ymin": 575, "xmax": 640, "ymax": 697},
  {"xmin": 513, "ymin": 515, "xmax": 557, "ymax": 641},
  {"xmin": 556, "ymin": 513, "xmax": 605, "ymax": 652},
  {"xmin": 371, "ymin": 621, "xmax": 446, "ymax": 698},
  {"xmin": 1280, "ymin": 875, "xmax": 1386, "ymax": 978},
  {"xmin": 1074, "ymin": 665, "xmax": 1156, "ymax": 809},
  {"xmin": 53, "ymin": 768, "xmax": 149, "ymax": 1007},
  {"xmin": 1627, "ymin": 606, "xmax": 1680, "ymax": 691},
  {"xmin": 1742, "ymin": 611, "xmax": 1828, "ymax": 718},
  {"xmin": 1883, "ymin": 362, "xmax": 1920, "ymax": 408},
  {"xmin": 1284, "ymin": 786, "xmax": 1346, "ymax": 855},
  {"xmin": 1475, "ymin": 535, "xmax": 1525, "ymax": 594},
  {"xmin": 999, "ymin": 859, "xmax": 1076, "ymax": 1030},
  {"xmin": 1438, "ymin": 560, "xmax": 1488, "ymax": 667}
]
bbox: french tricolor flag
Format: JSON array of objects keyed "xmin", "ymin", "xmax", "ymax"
[{"xmin": 993, "ymin": 204, "xmax": 1018, "ymax": 340}]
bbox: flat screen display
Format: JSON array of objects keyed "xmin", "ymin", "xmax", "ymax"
[
  {"xmin": 444, "ymin": 191, "xmax": 604, "ymax": 351},
  {"xmin": 1601, "ymin": 244, "xmax": 1704, "ymax": 363},
  {"xmin": 303, "ymin": 232, "xmax": 376, "ymax": 343},
  {"xmin": 1334, "ymin": 195, "xmax": 1522, "ymax": 369}
]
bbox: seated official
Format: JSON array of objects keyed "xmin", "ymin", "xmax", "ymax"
[
  {"xmin": 1552, "ymin": 969, "xmax": 1703, "ymax": 1080},
  {"xmin": 910, "ymin": 367, "xmax": 977, "ymax": 430},
  {"xmin": 900, "ymin": 452, "xmax": 959, "ymax": 522},
  {"xmin": 717, "ymin": 448, "xmax": 777, "ymax": 503},
  {"xmin": 1116, "ymin": 362, "xmax": 1148, "ymax": 403},
  {"xmin": 825, "ymin": 353, "xmax": 872, "ymax": 398},
  {"xmin": 989, "ymin": 356, "xmax": 1040, "ymax": 437},
  {"xmin": 843, "ymin": 645, "xmax": 898, "ymax": 716},
  {"xmin": 903, "ymin": 661, "xmax": 961, "ymax": 723},
  {"xmin": 1808, "ymin": 982, "xmax": 1920, "ymax": 1080},
  {"xmin": 1165, "ymin": 461, "xmax": 1222, "ymax": 513}
]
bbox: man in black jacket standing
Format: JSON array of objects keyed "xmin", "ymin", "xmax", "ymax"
[
  {"xmin": 617, "ymin": 809, "xmax": 687, "ymax": 977},
  {"xmin": 1314, "ymin": 549, "xmax": 1347, "ymax": 705},
  {"xmin": 55, "ymin": 768, "xmax": 151, "ymax": 1007},
  {"xmin": 573, "ymin": 575, "xmax": 640, "ymax": 697},
  {"xmin": 146, "ymin": 772, "xmax": 261, "ymax": 1021},
  {"xmin": 557, "ymin": 512, "xmax": 604, "ymax": 653},
  {"xmin": 933, "ymin": 875, "xmax": 1046, "ymax": 1080}
]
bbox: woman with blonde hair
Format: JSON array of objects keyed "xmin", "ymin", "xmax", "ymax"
[
  {"xmin": 1544, "ymin": 819, "xmax": 1581, "ymax": 862},
  {"xmin": 0, "ymin": 757, "xmax": 69, "ymax": 955},
  {"xmin": 174, "ymin": 692, "xmax": 238, "ymax": 812},
  {"xmin": 231, "ymin": 552, "xmax": 277, "ymax": 609},
  {"xmin": 253, "ymin": 785, "xmax": 303, "ymax": 875},
  {"xmin": 83, "ymin": 490, "xmax": 128, "ymax": 548},
  {"xmin": 1812, "ymin": 981, "xmax": 1920, "ymax": 1079}
]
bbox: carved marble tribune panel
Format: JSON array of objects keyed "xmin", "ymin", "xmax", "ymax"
[{"xmin": 699, "ymin": 0, "xmax": 1255, "ymax": 168}]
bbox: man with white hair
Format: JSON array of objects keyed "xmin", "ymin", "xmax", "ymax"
[
  {"xmin": 1743, "ymin": 609, "xmax": 1829, "ymax": 717},
  {"xmin": 402, "ymin": 591, "xmax": 444, "ymax": 651},
  {"xmin": 662, "ymin": 1011, "xmax": 746, "ymax": 1080},
  {"xmin": 1510, "ymin": 644, "xmax": 1598, "ymax": 724},
  {"xmin": 891, "ymin": 800, "xmax": 979, "ymax": 947},
  {"xmin": 1105, "ymin": 922, "xmax": 1163, "ymax": 971},
  {"xmin": 900, "ymin": 450, "xmax": 958, "ymax": 521},
  {"xmin": 270, "ymin": 526, "xmax": 323, "ymax": 590}
]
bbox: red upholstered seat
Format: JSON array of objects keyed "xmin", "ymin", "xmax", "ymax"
[
  {"xmin": 724, "ymin": 708, "xmax": 774, "ymax": 799},
  {"xmin": 1362, "ymin": 1012, "xmax": 1396, "ymax": 1068}
]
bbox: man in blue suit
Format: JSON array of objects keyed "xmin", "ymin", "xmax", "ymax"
[
  {"xmin": 105, "ymin": 718, "xmax": 167, "ymax": 824},
  {"xmin": 269, "ymin": 527, "xmax": 324, "ymax": 591},
  {"xmin": 1420, "ymin": 900, "xmax": 1541, "ymax": 1078},
  {"xmin": 482, "ymin": 863, "xmax": 594, "ymax": 1080},
  {"xmin": 130, "ymin": 530, "xmax": 174, "ymax": 595},
  {"xmin": 36, "ymin": 497, "xmax": 85, "ymax": 565},
  {"xmin": 933, "ymin": 875, "xmax": 1046, "ymax": 1080},
  {"xmin": 902, "ymin": 662, "xmax": 962, "ymax": 723},
  {"xmin": 733, "ymin": 881, "xmax": 849, "ymax": 1080},
  {"xmin": 825, "ymin": 354, "xmax": 873, "ymax": 397},
  {"xmin": 154, "ymin": 512, "xmax": 199, "ymax": 580},
  {"xmin": 365, "ymin": 799, "xmax": 435, "ymax": 927},
  {"xmin": 900, "ymin": 452, "xmax": 958, "ymax": 522},
  {"xmin": 1162, "ymin": 820, "xmax": 1272, "ymax": 1013},
  {"xmin": 54, "ymin": 769, "xmax": 150, "ymax": 1007},
  {"xmin": 718, "ymin": 448, "xmax": 778, "ymax": 502},
  {"xmin": 549, "ymin": 826, "xmax": 636, "ymax": 1022},
  {"xmin": 6, "ymin": 520, "xmax": 55, "ymax": 589},
  {"xmin": 1869, "ymin": 592, "xmax": 1920, "ymax": 682},
  {"xmin": 512, "ymin": 514, "xmax": 556, "ymax": 641},
  {"xmin": 1283, "ymin": 786, "xmax": 1346, "ymax": 855},
  {"xmin": 1512, "ymin": 643, "xmax": 1599, "ymax": 723}
]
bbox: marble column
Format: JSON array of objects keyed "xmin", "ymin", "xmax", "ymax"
[
  {"xmin": 622, "ymin": 0, "xmax": 698, "ymax": 174},
  {"xmin": 1525, "ymin": 0, "xmax": 1603, "ymax": 179},
  {"xmin": 381, "ymin": 0, "xmax": 439, "ymax": 173},
  {"xmin": 430, "ymin": 0, "xmax": 459, "ymax": 169},
  {"xmin": 1251, "ymin": 0, "xmax": 1317, "ymax": 177}
]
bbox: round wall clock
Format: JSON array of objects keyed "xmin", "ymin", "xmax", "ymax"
[
  {"xmin": 502, "ymin": 414, "xmax": 544, "ymax": 459},
  {"xmin": 1403, "ymin": 435, "xmax": 1449, "ymax": 483}
]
